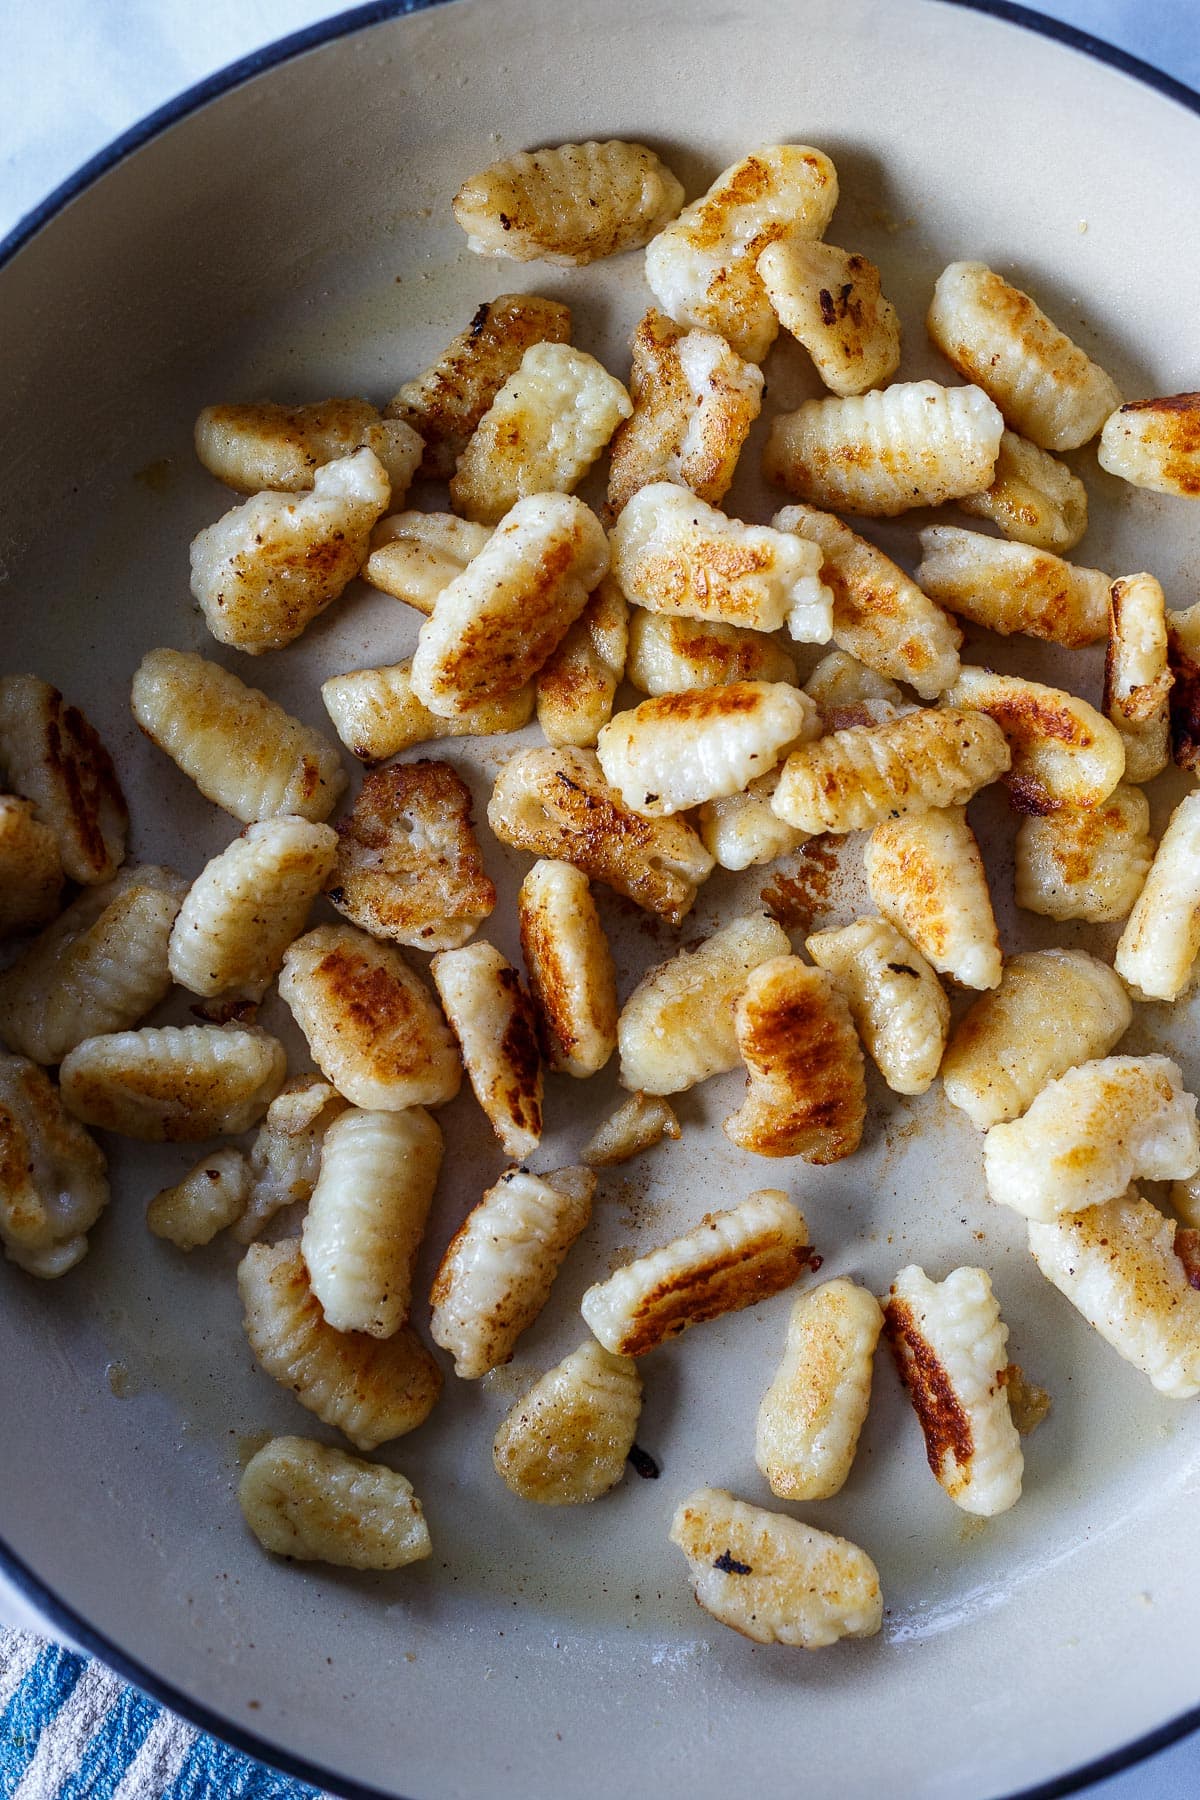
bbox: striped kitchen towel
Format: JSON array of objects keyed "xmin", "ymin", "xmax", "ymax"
[{"xmin": 0, "ymin": 1629, "xmax": 327, "ymax": 1799}]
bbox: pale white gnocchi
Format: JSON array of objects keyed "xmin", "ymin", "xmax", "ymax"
[
  {"xmin": 1114, "ymin": 790, "xmax": 1200, "ymax": 1001},
  {"xmin": 454, "ymin": 140, "xmax": 685, "ymax": 266},
  {"xmin": 806, "ymin": 917, "xmax": 950, "ymax": 1096},
  {"xmin": 756, "ymin": 1278, "xmax": 884, "ymax": 1499},
  {"xmin": 146, "ymin": 1146, "xmax": 250, "ymax": 1250},
  {"xmin": 915, "ymin": 525, "xmax": 1110, "ymax": 648},
  {"xmin": 194, "ymin": 398, "xmax": 422, "ymax": 496},
  {"xmin": 232, "ymin": 1075, "xmax": 348, "ymax": 1246},
  {"xmin": 363, "ymin": 512, "xmax": 493, "ymax": 614},
  {"xmin": 580, "ymin": 1091, "xmax": 681, "ymax": 1167},
  {"xmin": 1014, "ymin": 783, "xmax": 1153, "ymax": 924},
  {"xmin": 493, "ymin": 1339, "xmax": 643, "ymax": 1505},
  {"xmin": 596, "ymin": 680, "xmax": 814, "ymax": 816},
  {"xmin": 534, "ymin": 577, "xmax": 628, "ymax": 748},
  {"xmin": 1097, "ymin": 391, "xmax": 1200, "ymax": 497},
  {"xmin": 239, "ymin": 1436, "xmax": 432, "ymax": 1569},
  {"xmin": 696, "ymin": 770, "xmax": 809, "ymax": 872},
  {"xmin": 430, "ymin": 941, "xmax": 543, "ymax": 1160},
  {"xmin": 946, "ymin": 667, "xmax": 1125, "ymax": 814},
  {"xmin": 625, "ymin": 609, "xmax": 798, "ymax": 697},
  {"xmin": 321, "ymin": 658, "xmax": 533, "ymax": 765},
  {"xmin": 956, "ymin": 429, "xmax": 1088, "ymax": 552},
  {"xmin": 1104, "ymin": 572, "xmax": 1171, "ymax": 785},
  {"xmin": 865, "ymin": 805, "xmax": 1002, "ymax": 991}
]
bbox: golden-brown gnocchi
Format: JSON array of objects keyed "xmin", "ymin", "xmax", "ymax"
[
  {"xmin": 775, "ymin": 504, "xmax": 961, "ymax": 700},
  {"xmin": 0, "ymin": 1052, "xmax": 108, "ymax": 1278},
  {"xmin": 0, "ymin": 796, "xmax": 63, "ymax": 937},
  {"xmin": 326, "ymin": 762, "xmax": 495, "ymax": 953},
  {"xmin": 625, "ymin": 609, "xmax": 798, "ymax": 697},
  {"xmin": 493, "ymin": 1340, "xmax": 642, "ymax": 1505},
  {"xmin": 580, "ymin": 1091, "xmax": 681, "ymax": 1167},
  {"xmin": 146, "ymin": 1146, "xmax": 250, "ymax": 1249},
  {"xmin": 725, "ymin": 958, "xmax": 866, "ymax": 1161},
  {"xmin": 606, "ymin": 309, "xmax": 764, "ymax": 516},
  {"xmin": 763, "ymin": 380, "xmax": 1004, "ymax": 517},
  {"xmin": 610, "ymin": 481, "xmax": 832, "ymax": 641},
  {"xmin": 1014, "ymin": 783, "xmax": 1153, "ymax": 924},
  {"xmin": 454, "ymin": 141, "xmax": 684, "ymax": 266},
  {"xmin": 956, "ymin": 429, "xmax": 1088, "ymax": 552},
  {"xmin": 320, "ymin": 658, "xmax": 533, "ymax": 765},
  {"xmin": 238, "ymin": 1239, "xmax": 441, "ymax": 1449},
  {"xmin": 597, "ymin": 680, "xmax": 815, "ymax": 816},
  {"xmin": 430, "ymin": 942, "xmax": 543, "ymax": 1159},
  {"xmin": 386, "ymin": 293, "xmax": 572, "ymax": 478},
  {"xmin": 450, "ymin": 344, "xmax": 632, "ymax": 523},
  {"xmin": 946, "ymin": 667, "xmax": 1125, "ymax": 814},
  {"xmin": 0, "ymin": 675, "xmax": 127, "ymax": 885},
  {"xmin": 131, "ymin": 649, "xmax": 347, "ymax": 824},
  {"xmin": 617, "ymin": 912, "xmax": 789, "ymax": 1094},
  {"xmin": 487, "ymin": 746, "xmax": 714, "ymax": 925},
  {"xmin": 1167, "ymin": 598, "xmax": 1200, "ymax": 771},
  {"xmin": 302, "ymin": 1106, "xmax": 442, "ymax": 1338},
  {"xmin": 927, "ymin": 261, "xmax": 1121, "ymax": 450},
  {"xmin": 239, "ymin": 1436, "xmax": 431, "ymax": 1569},
  {"xmin": 884, "ymin": 1264, "xmax": 1023, "ymax": 1516},
  {"xmin": 0, "ymin": 865, "xmax": 185, "ymax": 1065},
  {"xmin": 915, "ymin": 525, "xmax": 1110, "ymax": 648},
  {"xmin": 669, "ymin": 1488, "xmax": 882, "ymax": 1647},
  {"xmin": 801, "ymin": 650, "xmax": 908, "ymax": 730},
  {"xmin": 429, "ymin": 1165, "xmax": 595, "ymax": 1378},
  {"xmin": 757, "ymin": 238, "xmax": 900, "ymax": 395},
  {"xmin": 194, "ymin": 398, "xmax": 422, "ymax": 496},
  {"xmin": 189, "ymin": 448, "xmax": 391, "ymax": 654},
  {"xmin": 581, "ymin": 1189, "xmax": 811, "ymax": 1354},
  {"xmin": 770, "ymin": 706, "xmax": 1010, "ymax": 836},
  {"xmin": 644, "ymin": 145, "xmax": 839, "ymax": 362},
  {"xmin": 865, "ymin": 806, "xmax": 1002, "ymax": 991},
  {"xmin": 983, "ymin": 1055, "xmax": 1200, "ymax": 1222},
  {"xmin": 168, "ymin": 818, "xmax": 336, "ymax": 1000},
  {"xmin": 517, "ymin": 860, "xmax": 618, "ymax": 1079},
  {"xmin": 806, "ymin": 917, "xmax": 950, "ymax": 1096},
  {"xmin": 941, "ymin": 949, "xmax": 1132, "ymax": 1130},
  {"xmin": 534, "ymin": 577, "xmax": 629, "ymax": 748},
  {"xmin": 756, "ymin": 1279, "xmax": 884, "ymax": 1499},
  {"xmin": 278, "ymin": 924, "xmax": 460, "ymax": 1111},
  {"xmin": 411, "ymin": 494, "xmax": 609, "ymax": 716},
  {"xmin": 1098, "ymin": 391, "xmax": 1200, "ymax": 497},
  {"xmin": 362, "ymin": 512, "xmax": 493, "ymax": 613},
  {"xmin": 1114, "ymin": 791, "xmax": 1200, "ymax": 1001},
  {"xmin": 1104, "ymin": 572, "xmax": 1171, "ymax": 784},
  {"xmin": 695, "ymin": 771, "xmax": 809, "ymax": 872},
  {"xmin": 59, "ymin": 1024, "xmax": 286, "ymax": 1142}
]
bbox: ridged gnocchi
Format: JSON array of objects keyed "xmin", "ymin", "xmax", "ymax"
[
  {"xmin": 493, "ymin": 1340, "xmax": 642, "ymax": 1505},
  {"xmin": 757, "ymin": 238, "xmax": 900, "ymax": 395},
  {"xmin": 696, "ymin": 770, "xmax": 808, "ymax": 872},
  {"xmin": 865, "ymin": 805, "xmax": 1002, "ymax": 991},
  {"xmin": 239, "ymin": 1436, "xmax": 432, "ymax": 1569},
  {"xmin": 363, "ymin": 512, "xmax": 492, "ymax": 614},
  {"xmin": 1098, "ymin": 392, "xmax": 1200, "ymax": 496},
  {"xmin": 915, "ymin": 525, "xmax": 1110, "ymax": 648},
  {"xmin": 0, "ymin": 1053, "xmax": 108, "ymax": 1277},
  {"xmin": 725, "ymin": 958, "xmax": 866, "ymax": 1162},
  {"xmin": 534, "ymin": 577, "xmax": 628, "ymax": 748},
  {"xmin": 430, "ymin": 942, "xmax": 543, "ymax": 1159},
  {"xmin": 1114, "ymin": 791, "xmax": 1200, "ymax": 1001},
  {"xmin": 947, "ymin": 667, "xmax": 1125, "ymax": 814},
  {"xmin": 517, "ymin": 861, "xmax": 618, "ymax": 1079},
  {"xmin": 146, "ymin": 1146, "xmax": 250, "ymax": 1249},
  {"xmin": 756, "ymin": 1279, "xmax": 883, "ymax": 1499},
  {"xmin": 580, "ymin": 1091, "xmax": 681, "ymax": 1167},
  {"xmin": 194, "ymin": 398, "xmax": 421, "ymax": 496},
  {"xmin": 60, "ymin": 1024, "xmax": 286, "ymax": 1142},
  {"xmin": 626, "ymin": 609, "xmax": 798, "ymax": 696},
  {"xmin": 1014, "ymin": 783, "xmax": 1153, "ymax": 924},
  {"xmin": 321, "ymin": 658, "xmax": 533, "ymax": 765},
  {"xmin": 806, "ymin": 917, "xmax": 950, "ymax": 1096},
  {"xmin": 0, "ymin": 675, "xmax": 127, "ymax": 885},
  {"xmin": 1104, "ymin": 572, "xmax": 1171, "ymax": 785},
  {"xmin": 0, "ymin": 796, "xmax": 62, "ymax": 937},
  {"xmin": 597, "ymin": 680, "xmax": 814, "ymax": 816},
  {"xmin": 956, "ymin": 429, "xmax": 1087, "ymax": 552},
  {"xmin": 232, "ymin": 1075, "xmax": 348, "ymax": 1246},
  {"xmin": 454, "ymin": 140, "xmax": 684, "ymax": 266}
]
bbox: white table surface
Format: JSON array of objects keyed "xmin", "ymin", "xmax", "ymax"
[{"xmin": 2, "ymin": 1, "xmax": 1200, "ymax": 1795}]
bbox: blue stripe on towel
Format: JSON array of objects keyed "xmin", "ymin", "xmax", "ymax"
[
  {"xmin": 0, "ymin": 1641, "xmax": 85, "ymax": 1796},
  {"xmin": 54, "ymin": 1677, "xmax": 159, "ymax": 1800},
  {"xmin": 162, "ymin": 1728, "xmax": 320, "ymax": 1800}
]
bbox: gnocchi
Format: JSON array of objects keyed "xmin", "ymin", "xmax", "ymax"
[
  {"xmin": 493, "ymin": 1340, "xmax": 642, "ymax": 1505},
  {"xmin": 806, "ymin": 917, "xmax": 950, "ymax": 1096},
  {"xmin": 1098, "ymin": 391, "xmax": 1200, "ymax": 497},
  {"xmin": 915, "ymin": 525, "xmax": 1110, "ymax": 648},
  {"xmin": 756, "ymin": 1278, "xmax": 884, "ymax": 1499},
  {"xmin": 0, "ymin": 675, "xmax": 127, "ymax": 885},
  {"xmin": 946, "ymin": 667, "xmax": 1125, "ymax": 814},
  {"xmin": 956, "ymin": 429, "xmax": 1088, "ymax": 552},
  {"xmin": 596, "ymin": 680, "xmax": 814, "ymax": 816},
  {"xmin": 0, "ymin": 1053, "xmax": 108, "ymax": 1278},
  {"xmin": 194, "ymin": 398, "xmax": 421, "ymax": 496},
  {"xmin": 865, "ymin": 805, "xmax": 1002, "ymax": 991},
  {"xmin": 1014, "ymin": 783, "xmax": 1153, "ymax": 923},
  {"xmin": 724, "ymin": 958, "xmax": 866, "ymax": 1162},
  {"xmin": 60, "ymin": 1024, "xmax": 286, "ymax": 1142},
  {"xmin": 239, "ymin": 1436, "xmax": 431, "ymax": 1569},
  {"xmin": 430, "ymin": 941, "xmax": 543, "ymax": 1159},
  {"xmin": 1114, "ymin": 790, "xmax": 1200, "ymax": 1001},
  {"xmin": 756, "ymin": 238, "xmax": 900, "ymax": 395},
  {"xmin": 454, "ymin": 140, "xmax": 684, "ymax": 266},
  {"xmin": 1104, "ymin": 572, "xmax": 1171, "ymax": 785},
  {"xmin": 321, "ymin": 658, "xmax": 533, "ymax": 765},
  {"xmin": 517, "ymin": 860, "xmax": 618, "ymax": 1079}
]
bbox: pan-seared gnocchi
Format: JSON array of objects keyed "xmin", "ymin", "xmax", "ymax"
[
  {"xmin": 326, "ymin": 762, "xmax": 495, "ymax": 953},
  {"xmin": 764, "ymin": 380, "xmax": 1004, "ymax": 516},
  {"xmin": 927, "ymin": 261, "xmax": 1121, "ymax": 450},
  {"xmin": 983, "ymin": 1055, "xmax": 1200, "ymax": 1222},
  {"xmin": 915, "ymin": 525, "xmax": 1110, "ymax": 648},
  {"xmin": 231, "ymin": 1075, "xmax": 348, "ymax": 1246},
  {"xmin": 865, "ymin": 805, "xmax": 1002, "ymax": 991},
  {"xmin": 189, "ymin": 447, "xmax": 391, "ymax": 654},
  {"xmin": 0, "ymin": 675, "xmax": 127, "ymax": 885},
  {"xmin": 0, "ymin": 797, "xmax": 62, "ymax": 937},
  {"xmin": 942, "ymin": 949, "xmax": 1132, "ymax": 1130},
  {"xmin": 411, "ymin": 494, "xmax": 609, "ymax": 716},
  {"xmin": 146, "ymin": 1146, "xmax": 250, "ymax": 1249},
  {"xmin": 1029, "ymin": 1190, "xmax": 1200, "ymax": 1398},
  {"xmin": 430, "ymin": 1165, "xmax": 596, "ymax": 1378},
  {"xmin": 0, "ymin": 865, "xmax": 185, "ymax": 1064},
  {"xmin": 580, "ymin": 1091, "xmax": 681, "ymax": 1167},
  {"xmin": 757, "ymin": 238, "xmax": 900, "ymax": 395},
  {"xmin": 238, "ymin": 1239, "xmax": 442, "ymax": 1449},
  {"xmin": 517, "ymin": 861, "xmax": 618, "ymax": 1079},
  {"xmin": 696, "ymin": 770, "xmax": 808, "ymax": 871},
  {"xmin": 454, "ymin": 140, "xmax": 685, "ymax": 266},
  {"xmin": 806, "ymin": 918, "xmax": 950, "ymax": 1096},
  {"xmin": 756, "ymin": 1279, "xmax": 884, "ymax": 1499},
  {"xmin": 59, "ymin": 1025, "xmax": 287, "ymax": 1142},
  {"xmin": 0, "ymin": 1053, "xmax": 108, "ymax": 1278},
  {"xmin": 1114, "ymin": 790, "xmax": 1200, "ymax": 1001},
  {"xmin": 386, "ymin": 293, "xmax": 572, "ymax": 478},
  {"xmin": 131, "ymin": 649, "xmax": 347, "ymax": 824},
  {"xmin": 669, "ymin": 1487, "xmax": 882, "ymax": 1647},
  {"xmin": 1014, "ymin": 783, "xmax": 1153, "ymax": 924},
  {"xmin": 487, "ymin": 746, "xmax": 714, "ymax": 925},
  {"xmin": 956, "ymin": 429, "xmax": 1088, "ymax": 552},
  {"xmin": 644, "ymin": 145, "xmax": 839, "ymax": 362},
  {"xmin": 617, "ymin": 912, "xmax": 789, "ymax": 1094},
  {"xmin": 582, "ymin": 1189, "xmax": 812, "ymax": 1355},
  {"xmin": 802, "ymin": 650, "xmax": 908, "ymax": 730},
  {"xmin": 947, "ymin": 667, "xmax": 1125, "ymax": 814},
  {"xmin": 493, "ymin": 1340, "xmax": 643, "ymax": 1505},
  {"xmin": 450, "ymin": 344, "xmax": 632, "ymax": 523},
  {"xmin": 321, "ymin": 658, "xmax": 533, "ymax": 765},
  {"xmin": 771, "ymin": 706, "xmax": 1010, "ymax": 836},
  {"xmin": 279, "ymin": 924, "xmax": 461, "ymax": 1111},
  {"xmin": 884, "ymin": 1265, "xmax": 1023, "ymax": 1516},
  {"xmin": 606, "ymin": 309, "xmax": 764, "ymax": 516},
  {"xmin": 1104, "ymin": 572, "xmax": 1171, "ymax": 785},
  {"xmin": 430, "ymin": 941, "xmax": 543, "ymax": 1159},
  {"xmin": 535, "ymin": 577, "xmax": 628, "ymax": 748},
  {"xmin": 626, "ymin": 609, "xmax": 798, "ymax": 696},
  {"xmin": 302, "ymin": 1106, "xmax": 442, "ymax": 1338},
  {"xmin": 775, "ymin": 504, "xmax": 961, "ymax": 700},
  {"xmin": 597, "ymin": 680, "xmax": 815, "ymax": 816},
  {"xmin": 168, "ymin": 818, "xmax": 336, "ymax": 1000},
  {"xmin": 1098, "ymin": 391, "xmax": 1200, "ymax": 497},
  {"xmin": 725, "ymin": 958, "xmax": 866, "ymax": 1162},
  {"xmin": 363, "ymin": 512, "xmax": 493, "ymax": 613},
  {"xmin": 194, "ymin": 398, "xmax": 422, "ymax": 496},
  {"xmin": 239, "ymin": 1436, "xmax": 432, "ymax": 1569},
  {"xmin": 610, "ymin": 481, "xmax": 833, "ymax": 642}
]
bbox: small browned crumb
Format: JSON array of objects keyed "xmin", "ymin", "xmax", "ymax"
[{"xmin": 1004, "ymin": 1363, "xmax": 1052, "ymax": 1436}]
